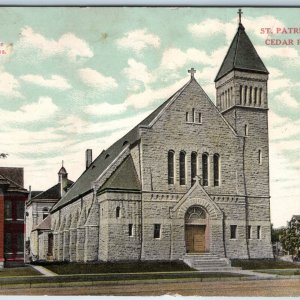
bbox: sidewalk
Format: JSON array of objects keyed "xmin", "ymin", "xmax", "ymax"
[{"xmin": 30, "ymin": 265, "xmax": 57, "ymax": 277}]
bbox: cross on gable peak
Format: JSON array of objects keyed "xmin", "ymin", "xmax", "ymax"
[
  {"xmin": 188, "ymin": 68, "xmax": 196, "ymax": 78},
  {"xmin": 238, "ymin": 8, "xmax": 243, "ymax": 24}
]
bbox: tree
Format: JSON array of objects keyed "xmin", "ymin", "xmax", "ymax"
[{"xmin": 280, "ymin": 217, "xmax": 300, "ymax": 257}]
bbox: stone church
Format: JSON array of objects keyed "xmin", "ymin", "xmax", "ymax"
[{"xmin": 46, "ymin": 15, "xmax": 273, "ymax": 263}]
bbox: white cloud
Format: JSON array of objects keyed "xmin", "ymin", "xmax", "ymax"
[
  {"xmin": 123, "ymin": 58, "xmax": 154, "ymax": 85},
  {"xmin": 116, "ymin": 29, "xmax": 160, "ymax": 53},
  {"xmin": 84, "ymin": 102, "xmax": 128, "ymax": 116},
  {"xmin": 269, "ymin": 78, "xmax": 300, "ymax": 92},
  {"xmin": 269, "ymin": 112, "xmax": 300, "ymax": 141},
  {"xmin": 0, "ymin": 96, "xmax": 58, "ymax": 124},
  {"xmin": 20, "ymin": 74, "xmax": 71, "ymax": 90},
  {"xmin": 78, "ymin": 68, "xmax": 118, "ymax": 90},
  {"xmin": 256, "ymin": 45, "xmax": 298, "ymax": 60},
  {"xmin": 268, "ymin": 67, "xmax": 283, "ymax": 79},
  {"xmin": 188, "ymin": 18, "xmax": 236, "ymax": 42},
  {"xmin": 274, "ymin": 91, "xmax": 299, "ymax": 109},
  {"xmin": 159, "ymin": 46, "xmax": 227, "ymax": 73},
  {"xmin": 0, "ymin": 71, "xmax": 22, "ymax": 97},
  {"xmin": 18, "ymin": 26, "xmax": 93, "ymax": 60},
  {"xmin": 125, "ymin": 77, "xmax": 187, "ymax": 109}
]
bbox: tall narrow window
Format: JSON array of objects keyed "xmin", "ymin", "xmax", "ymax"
[
  {"xmin": 17, "ymin": 233, "xmax": 24, "ymax": 253},
  {"xmin": 191, "ymin": 152, "xmax": 197, "ymax": 186},
  {"xmin": 48, "ymin": 233, "xmax": 53, "ymax": 256},
  {"xmin": 202, "ymin": 153, "xmax": 208, "ymax": 186},
  {"xmin": 154, "ymin": 224, "xmax": 161, "ymax": 239},
  {"xmin": 198, "ymin": 112, "xmax": 202, "ymax": 123},
  {"xmin": 239, "ymin": 85, "xmax": 243, "ymax": 104},
  {"xmin": 213, "ymin": 154, "xmax": 220, "ymax": 186},
  {"xmin": 128, "ymin": 224, "xmax": 133, "ymax": 237},
  {"xmin": 116, "ymin": 206, "xmax": 120, "ymax": 218},
  {"xmin": 249, "ymin": 87, "xmax": 252, "ymax": 105},
  {"xmin": 4, "ymin": 201, "xmax": 12, "ymax": 219},
  {"xmin": 244, "ymin": 86, "xmax": 248, "ymax": 105},
  {"xmin": 258, "ymin": 150, "xmax": 262, "ymax": 165},
  {"xmin": 257, "ymin": 226, "xmax": 261, "ymax": 239},
  {"xmin": 258, "ymin": 88, "xmax": 262, "ymax": 106},
  {"xmin": 247, "ymin": 225, "xmax": 252, "ymax": 239},
  {"xmin": 186, "ymin": 112, "xmax": 189, "ymax": 122},
  {"xmin": 179, "ymin": 151, "xmax": 186, "ymax": 185},
  {"xmin": 254, "ymin": 87, "xmax": 257, "ymax": 106},
  {"xmin": 168, "ymin": 150, "xmax": 175, "ymax": 184},
  {"xmin": 230, "ymin": 225, "xmax": 237, "ymax": 239},
  {"xmin": 245, "ymin": 124, "xmax": 248, "ymax": 136},
  {"xmin": 192, "ymin": 108, "xmax": 195, "ymax": 122},
  {"xmin": 16, "ymin": 202, "xmax": 24, "ymax": 220},
  {"xmin": 4, "ymin": 233, "xmax": 12, "ymax": 253}
]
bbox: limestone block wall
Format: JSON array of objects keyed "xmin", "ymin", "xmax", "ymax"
[
  {"xmin": 139, "ymin": 80, "xmax": 239, "ymax": 198},
  {"xmin": 99, "ymin": 192, "xmax": 141, "ymax": 261},
  {"xmin": 38, "ymin": 232, "xmax": 48, "ymax": 260}
]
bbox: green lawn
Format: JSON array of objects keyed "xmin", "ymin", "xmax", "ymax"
[
  {"xmin": 257, "ymin": 269, "xmax": 300, "ymax": 276},
  {"xmin": 42, "ymin": 261, "xmax": 195, "ymax": 275},
  {"xmin": 231, "ymin": 259, "xmax": 300, "ymax": 270},
  {"xmin": 0, "ymin": 267, "xmax": 41, "ymax": 277}
]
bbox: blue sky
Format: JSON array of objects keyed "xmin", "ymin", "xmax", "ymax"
[{"xmin": 0, "ymin": 7, "xmax": 299, "ymax": 227}]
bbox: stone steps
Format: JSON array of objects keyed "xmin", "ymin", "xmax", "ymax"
[{"xmin": 183, "ymin": 253, "xmax": 241, "ymax": 273}]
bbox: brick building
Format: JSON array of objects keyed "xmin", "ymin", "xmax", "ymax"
[
  {"xmin": 42, "ymin": 16, "xmax": 273, "ymax": 263},
  {"xmin": 0, "ymin": 167, "xmax": 28, "ymax": 268}
]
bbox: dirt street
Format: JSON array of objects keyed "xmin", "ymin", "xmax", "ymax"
[{"xmin": 1, "ymin": 278, "xmax": 300, "ymax": 296}]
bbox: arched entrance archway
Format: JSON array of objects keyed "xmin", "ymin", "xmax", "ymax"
[{"xmin": 185, "ymin": 206, "xmax": 209, "ymax": 253}]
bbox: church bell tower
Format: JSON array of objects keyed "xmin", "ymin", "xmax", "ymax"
[
  {"xmin": 215, "ymin": 9, "xmax": 270, "ymax": 198},
  {"xmin": 215, "ymin": 9, "xmax": 269, "ymax": 135}
]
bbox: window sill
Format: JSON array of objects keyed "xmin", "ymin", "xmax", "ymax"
[{"xmin": 186, "ymin": 122, "xmax": 202, "ymax": 125}]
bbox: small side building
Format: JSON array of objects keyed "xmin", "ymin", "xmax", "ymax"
[{"xmin": 26, "ymin": 164, "xmax": 73, "ymax": 261}]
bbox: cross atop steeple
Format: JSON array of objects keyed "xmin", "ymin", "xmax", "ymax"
[
  {"xmin": 188, "ymin": 68, "xmax": 196, "ymax": 79},
  {"xmin": 238, "ymin": 8, "xmax": 243, "ymax": 24}
]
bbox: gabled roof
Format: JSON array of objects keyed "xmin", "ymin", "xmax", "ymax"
[
  {"xmin": 215, "ymin": 23, "xmax": 268, "ymax": 82},
  {"xmin": 32, "ymin": 179, "xmax": 73, "ymax": 201},
  {"xmin": 32, "ymin": 214, "xmax": 51, "ymax": 231},
  {"xmin": 99, "ymin": 155, "xmax": 141, "ymax": 193},
  {"xmin": 51, "ymin": 79, "xmax": 191, "ymax": 212}
]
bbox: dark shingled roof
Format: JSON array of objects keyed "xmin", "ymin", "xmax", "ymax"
[
  {"xmin": 99, "ymin": 155, "xmax": 141, "ymax": 192},
  {"xmin": 32, "ymin": 179, "xmax": 74, "ymax": 201},
  {"xmin": 215, "ymin": 23, "xmax": 268, "ymax": 82},
  {"xmin": 0, "ymin": 173, "xmax": 27, "ymax": 193},
  {"xmin": 0, "ymin": 167, "xmax": 24, "ymax": 187},
  {"xmin": 52, "ymin": 79, "xmax": 191, "ymax": 212}
]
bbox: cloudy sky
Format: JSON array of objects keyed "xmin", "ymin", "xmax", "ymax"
[{"xmin": 0, "ymin": 7, "xmax": 299, "ymax": 227}]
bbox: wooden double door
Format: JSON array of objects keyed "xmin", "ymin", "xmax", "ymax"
[{"xmin": 185, "ymin": 225, "xmax": 206, "ymax": 253}]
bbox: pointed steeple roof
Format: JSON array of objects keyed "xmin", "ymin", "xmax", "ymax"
[
  {"xmin": 215, "ymin": 22, "xmax": 268, "ymax": 82},
  {"xmin": 58, "ymin": 160, "xmax": 67, "ymax": 175}
]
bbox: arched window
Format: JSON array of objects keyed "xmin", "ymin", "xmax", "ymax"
[
  {"xmin": 116, "ymin": 206, "xmax": 120, "ymax": 218},
  {"xmin": 179, "ymin": 151, "xmax": 186, "ymax": 185},
  {"xmin": 192, "ymin": 108, "xmax": 195, "ymax": 122},
  {"xmin": 202, "ymin": 153, "xmax": 208, "ymax": 186},
  {"xmin": 42, "ymin": 207, "xmax": 49, "ymax": 220},
  {"xmin": 186, "ymin": 112, "xmax": 189, "ymax": 122},
  {"xmin": 258, "ymin": 150, "xmax": 262, "ymax": 165},
  {"xmin": 191, "ymin": 152, "xmax": 197, "ymax": 186},
  {"xmin": 245, "ymin": 124, "xmax": 248, "ymax": 136},
  {"xmin": 168, "ymin": 150, "xmax": 175, "ymax": 184},
  {"xmin": 213, "ymin": 154, "xmax": 220, "ymax": 186}
]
